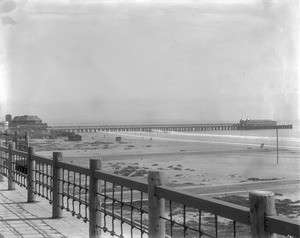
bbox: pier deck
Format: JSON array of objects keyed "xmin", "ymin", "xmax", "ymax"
[{"xmin": 49, "ymin": 123, "xmax": 292, "ymax": 133}]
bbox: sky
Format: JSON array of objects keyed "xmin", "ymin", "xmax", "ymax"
[{"xmin": 0, "ymin": 0, "xmax": 299, "ymax": 125}]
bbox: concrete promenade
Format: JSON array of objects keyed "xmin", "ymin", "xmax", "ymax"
[{"xmin": 0, "ymin": 177, "xmax": 89, "ymax": 238}]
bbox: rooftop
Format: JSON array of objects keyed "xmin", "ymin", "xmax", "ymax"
[{"xmin": 12, "ymin": 115, "xmax": 42, "ymax": 122}]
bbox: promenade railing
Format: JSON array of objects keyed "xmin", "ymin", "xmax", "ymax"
[
  {"xmin": 0, "ymin": 131, "xmax": 29, "ymax": 151},
  {"xmin": 0, "ymin": 142, "xmax": 299, "ymax": 238}
]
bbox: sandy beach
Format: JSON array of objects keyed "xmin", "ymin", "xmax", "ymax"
[{"xmin": 32, "ymin": 131, "xmax": 300, "ymax": 202}]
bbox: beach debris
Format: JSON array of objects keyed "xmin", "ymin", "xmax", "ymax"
[
  {"xmin": 247, "ymin": 177, "xmax": 280, "ymax": 181},
  {"xmin": 185, "ymin": 168, "xmax": 196, "ymax": 171},
  {"xmin": 175, "ymin": 174, "xmax": 183, "ymax": 177},
  {"xmin": 275, "ymin": 193, "xmax": 283, "ymax": 196},
  {"xmin": 103, "ymin": 144, "xmax": 110, "ymax": 149},
  {"xmin": 91, "ymin": 141, "xmax": 113, "ymax": 146},
  {"xmin": 174, "ymin": 167, "xmax": 182, "ymax": 171},
  {"xmin": 114, "ymin": 165, "xmax": 148, "ymax": 177}
]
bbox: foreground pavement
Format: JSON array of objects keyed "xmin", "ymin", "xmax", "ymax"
[{"xmin": 0, "ymin": 178, "xmax": 89, "ymax": 238}]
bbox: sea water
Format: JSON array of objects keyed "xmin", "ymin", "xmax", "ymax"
[{"xmin": 168, "ymin": 121, "xmax": 300, "ymax": 150}]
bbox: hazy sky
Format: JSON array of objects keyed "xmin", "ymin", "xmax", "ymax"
[{"xmin": 0, "ymin": 0, "xmax": 299, "ymax": 125}]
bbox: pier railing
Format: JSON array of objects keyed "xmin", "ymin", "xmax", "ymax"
[{"xmin": 0, "ymin": 142, "xmax": 299, "ymax": 238}]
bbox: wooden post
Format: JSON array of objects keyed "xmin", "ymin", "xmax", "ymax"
[
  {"xmin": 249, "ymin": 191, "xmax": 277, "ymax": 238},
  {"xmin": 27, "ymin": 146, "xmax": 36, "ymax": 202},
  {"xmin": 148, "ymin": 171, "xmax": 165, "ymax": 238},
  {"xmin": 14, "ymin": 131, "xmax": 18, "ymax": 149},
  {"xmin": 8, "ymin": 142, "xmax": 15, "ymax": 190},
  {"xmin": 52, "ymin": 152, "xmax": 63, "ymax": 218},
  {"xmin": 0, "ymin": 141, "xmax": 4, "ymax": 182},
  {"xmin": 89, "ymin": 158, "xmax": 102, "ymax": 238},
  {"xmin": 5, "ymin": 130, "xmax": 8, "ymax": 147},
  {"xmin": 25, "ymin": 132, "xmax": 30, "ymax": 151},
  {"xmin": 276, "ymin": 128, "xmax": 279, "ymax": 164}
]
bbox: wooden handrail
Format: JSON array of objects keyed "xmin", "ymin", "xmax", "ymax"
[
  {"xmin": 94, "ymin": 170, "xmax": 148, "ymax": 193},
  {"xmin": 266, "ymin": 215, "xmax": 300, "ymax": 237},
  {"xmin": 156, "ymin": 185, "xmax": 250, "ymax": 225}
]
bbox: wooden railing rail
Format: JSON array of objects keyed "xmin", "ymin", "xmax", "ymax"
[
  {"xmin": 57, "ymin": 161, "xmax": 89, "ymax": 175},
  {"xmin": 0, "ymin": 131, "xmax": 29, "ymax": 151},
  {"xmin": 31, "ymin": 154, "xmax": 53, "ymax": 165},
  {"xmin": 11, "ymin": 149, "xmax": 28, "ymax": 158},
  {"xmin": 156, "ymin": 185, "xmax": 250, "ymax": 225},
  {"xmin": 0, "ymin": 132, "xmax": 27, "ymax": 139},
  {"xmin": 266, "ymin": 215, "xmax": 300, "ymax": 236},
  {"xmin": 94, "ymin": 170, "xmax": 148, "ymax": 193},
  {"xmin": 0, "ymin": 145, "xmax": 9, "ymax": 153}
]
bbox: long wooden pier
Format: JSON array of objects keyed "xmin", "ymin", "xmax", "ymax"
[{"xmin": 48, "ymin": 123, "xmax": 292, "ymax": 133}]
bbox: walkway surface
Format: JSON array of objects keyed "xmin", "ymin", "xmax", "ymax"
[{"xmin": 0, "ymin": 178, "xmax": 89, "ymax": 238}]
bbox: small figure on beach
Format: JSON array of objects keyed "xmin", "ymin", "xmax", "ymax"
[{"xmin": 260, "ymin": 143, "xmax": 264, "ymax": 149}]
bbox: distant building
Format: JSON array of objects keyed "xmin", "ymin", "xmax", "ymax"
[
  {"xmin": 68, "ymin": 134, "xmax": 82, "ymax": 141},
  {"xmin": 7, "ymin": 114, "xmax": 48, "ymax": 134},
  {"xmin": 239, "ymin": 119, "xmax": 277, "ymax": 129},
  {"xmin": 5, "ymin": 114, "xmax": 12, "ymax": 124}
]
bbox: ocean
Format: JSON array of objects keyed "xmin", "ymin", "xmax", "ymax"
[{"xmin": 167, "ymin": 122, "xmax": 300, "ymax": 150}]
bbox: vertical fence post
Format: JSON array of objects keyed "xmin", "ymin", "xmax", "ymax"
[
  {"xmin": 0, "ymin": 142, "xmax": 4, "ymax": 182},
  {"xmin": 25, "ymin": 132, "xmax": 30, "ymax": 151},
  {"xmin": 148, "ymin": 171, "xmax": 166, "ymax": 238},
  {"xmin": 52, "ymin": 152, "xmax": 63, "ymax": 218},
  {"xmin": 8, "ymin": 142, "xmax": 15, "ymax": 190},
  {"xmin": 14, "ymin": 131, "xmax": 18, "ymax": 149},
  {"xmin": 27, "ymin": 146, "xmax": 36, "ymax": 202},
  {"xmin": 276, "ymin": 128, "xmax": 279, "ymax": 164},
  {"xmin": 5, "ymin": 130, "xmax": 8, "ymax": 147},
  {"xmin": 249, "ymin": 191, "xmax": 276, "ymax": 238},
  {"xmin": 89, "ymin": 158, "xmax": 102, "ymax": 238}
]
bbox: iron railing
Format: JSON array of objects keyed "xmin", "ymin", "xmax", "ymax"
[{"xmin": 0, "ymin": 142, "xmax": 299, "ymax": 238}]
